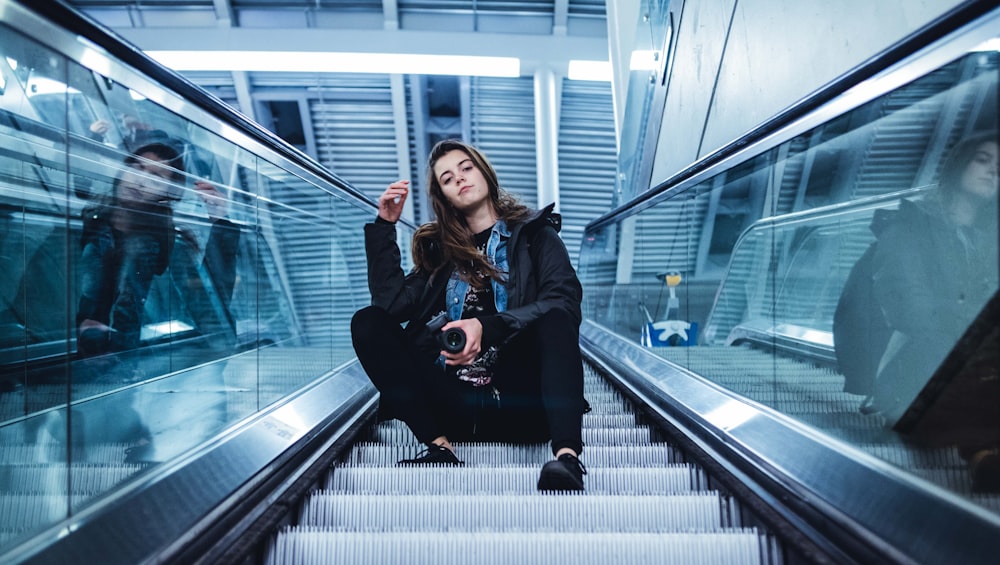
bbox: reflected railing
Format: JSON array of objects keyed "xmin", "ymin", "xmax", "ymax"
[
  {"xmin": 580, "ymin": 1, "xmax": 999, "ymax": 525},
  {"xmin": 0, "ymin": 0, "xmax": 410, "ymax": 552},
  {"xmin": 704, "ymin": 185, "xmax": 934, "ymax": 359}
]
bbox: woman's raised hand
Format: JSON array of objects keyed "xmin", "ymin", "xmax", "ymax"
[{"xmin": 378, "ymin": 180, "xmax": 409, "ymax": 223}]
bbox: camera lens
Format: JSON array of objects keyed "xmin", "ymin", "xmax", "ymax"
[{"xmin": 442, "ymin": 328, "xmax": 466, "ymax": 353}]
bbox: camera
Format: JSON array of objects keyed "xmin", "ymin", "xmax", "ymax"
[{"xmin": 425, "ymin": 311, "xmax": 467, "ymax": 353}]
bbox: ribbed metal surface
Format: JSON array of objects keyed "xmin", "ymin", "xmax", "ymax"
[
  {"xmin": 470, "ymin": 76, "xmax": 538, "ymax": 209},
  {"xmin": 343, "ymin": 443, "xmax": 684, "ymax": 467},
  {"xmin": 310, "ymin": 74, "xmax": 397, "ymax": 203},
  {"xmin": 558, "ymin": 78, "xmax": 616, "ymax": 267},
  {"xmin": 300, "ymin": 494, "xmax": 726, "ymax": 531},
  {"xmin": 265, "ymin": 366, "xmax": 770, "ymax": 564},
  {"xmin": 268, "ymin": 530, "xmax": 764, "ymax": 565}
]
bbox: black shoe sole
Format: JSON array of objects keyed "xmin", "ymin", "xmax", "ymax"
[{"xmin": 537, "ymin": 463, "xmax": 584, "ymax": 491}]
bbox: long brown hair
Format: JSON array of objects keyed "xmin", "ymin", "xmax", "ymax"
[
  {"xmin": 412, "ymin": 139, "xmax": 531, "ymax": 286},
  {"xmin": 935, "ymin": 130, "xmax": 998, "ymax": 224}
]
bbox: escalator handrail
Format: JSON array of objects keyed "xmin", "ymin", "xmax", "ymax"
[
  {"xmin": 584, "ymin": 0, "xmax": 996, "ymax": 233},
  {"xmin": 580, "ymin": 320, "xmax": 1000, "ymax": 565},
  {"xmin": 725, "ymin": 185, "xmax": 931, "ymax": 234},
  {"xmin": 20, "ymin": 0, "xmax": 417, "ymax": 230}
]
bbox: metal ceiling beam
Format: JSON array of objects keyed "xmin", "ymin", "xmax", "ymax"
[
  {"xmin": 553, "ymin": 0, "xmax": 568, "ymax": 35},
  {"xmin": 112, "ymin": 27, "xmax": 607, "ymax": 76},
  {"xmin": 382, "ymin": 0, "xmax": 399, "ymax": 30},
  {"xmin": 212, "ymin": 0, "xmax": 234, "ymax": 27},
  {"xmin": 231, "ymin": 69, "xmax": 257, "ymax": 123}
]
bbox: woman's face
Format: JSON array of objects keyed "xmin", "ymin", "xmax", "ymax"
[
  {"xmin": 959, "ymin": 141, "xmax": 999, "ymax": 201},
  {"xmin": 434, "ymin": 149, "xmax": 491, "ymax": 215},
  {"xmin": 118, "ymin": 151, "xmax": 175, "ymax": 206}
]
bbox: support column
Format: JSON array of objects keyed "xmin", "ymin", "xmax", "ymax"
[{"xmin": 533, "ymin": 67, "xmax": 560, "ymax": 211}]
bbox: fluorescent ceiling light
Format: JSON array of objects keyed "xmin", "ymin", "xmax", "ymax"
[
  {"xmin": 568, "ymin": 60, "xmax": 611, "ymax": 82},
  {"xmin": 146, "ymin": 50, "xmax": 520, "ymax": 77},
  {"xmin": 629, "ymin": 50, "xmax": 658, "ymax": 71}
]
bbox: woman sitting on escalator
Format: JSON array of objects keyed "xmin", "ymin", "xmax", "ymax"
[{"xmin": 351, "ymin": 139, "xmax": 590, "ymax": 491}]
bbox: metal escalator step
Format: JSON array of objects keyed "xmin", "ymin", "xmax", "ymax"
[
  {"xmin": 578, "ymin": 399, "xmax": 635, "ymax": 415},
  {"xmin": 582, "ymin": 388, "xmax": 620, "ymax": 400},
  {"xmin": 856, "ymin": 443, "xmax": 964, "ymax": 468},
  {"xmin": 373, "ymin": 412, "xmax": 637, "ymax": 431},
  {"xmin": 0, "ymin": 463, "xmax": 144, "ymax": 494},
  {"xmin": 325, "ymin": 466, "xmax": 703, "ymax": 494},
  {"xmin": 910, "ymin": 467, "xmax": 978, "ymax": 494},
  {"xmin": 769, "ymin": 399, "xmax": 866, "ymax": 414},
  {"xmin": 0, "ymin": 494, "xmax": 88, "ymax": 535},
  {"xmin": 0, "ymin": 443, "xmax": 133, "ymax": 465},
  {"xmin": 791, "ymin": 411, "xmax": 884, "ymax": 431},
  {"xmin": 819, "ymin": 426, "xmax": 898, "ymax": 444},
  {"xmin": 343, "ymin": 443, "xmax": 684, "ymax": 467},
  {"xmin": 266, "ymin": 530, "xmax": 764, "ymax": 565},
  {"xmin": 372, "ymin": 426, "xmax": 652, "ymax": 445},
  {"xmin": 298, "ymin": 493, "xmax": 727, "ymax": 531}
]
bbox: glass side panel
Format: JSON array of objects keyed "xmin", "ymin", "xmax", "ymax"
[
  {"xmin": 580, "ymin": 40, "xmax": 999, "ymax": 512},
  {"xmin": 0, "ymin": 19, "xmax": 391, "ymax": 548},
  {"xmin": 615, "ymin": 0, "xmax": 675, "ymax": 205}
]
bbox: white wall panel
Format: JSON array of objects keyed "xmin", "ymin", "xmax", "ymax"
[
  {"xmin": 651, "ymin": 0, "xmax": 963, "ymax": 189},
  {"xmin": 649, "ymin": 0, "xmax": 736, "ymax": 189}
]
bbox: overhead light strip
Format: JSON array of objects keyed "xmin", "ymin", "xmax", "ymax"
[
  {"xmin": 567, "ymin": 59, "xmax": 611, "ymax": 82},
  {"xmin": 146, "ymin": 50, "xmax": 520, "ymax": 77}
]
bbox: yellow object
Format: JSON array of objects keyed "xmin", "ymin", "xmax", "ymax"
[{"xmin": 665, "ymin": 272, "xmax": 682, "ymax": 287}]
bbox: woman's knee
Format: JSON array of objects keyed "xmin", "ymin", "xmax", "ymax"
[{"xmin": 351, "ymin": 305, "xmax": 392, "ymax": 340}]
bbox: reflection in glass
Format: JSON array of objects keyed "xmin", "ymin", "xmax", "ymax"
[
  {"xmin": 581, "ymin": 45, "xmax": 999, "ymax": 508},
  {"xmin": 0, "ymin": 20, "xmax": 385, "ymax": 549},
  {"xmin": 615, "ymin": 0, "xmax": 675, "ymax": 205}
]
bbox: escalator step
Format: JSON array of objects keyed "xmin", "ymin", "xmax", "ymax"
[
  {"xmin": 0, "ymin": 494, "xmax": 88, "ymax": 536},
  {"xmin": 856, "ymin": 443, "xmax": 964, "ymax": 468},
  {"xmin": 266, "ymin": 530, "xmax": 764, "ymax": 565},
  {"xmin": 343, "ymin": 443, "xmax": 684, "ymax": 467},
  {"xmin": 298, "ymin": 493, "xmax": 728, "ymax": 531},
  {"xmin": 325, "ymin": 466, "xmax": 703, "ymax": 495},
  {"xmin": 373, "ymin": 426, "xmax": 653, "ymax": 446},
  {"xmin": 373, "ymin": 412, "xmax": 638, "ymax": 430},
  {"xmin": 0, "ymin": 463, "xmax": 144, "ymax": 494},
  {"xmin": 0, "ymin": 443, "xmax": 133, "ymax": 465}
]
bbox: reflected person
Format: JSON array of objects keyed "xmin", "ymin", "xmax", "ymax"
[
  {"xmin": 352, "ymin": 139, "xmax": 590, "ymax": 491},
  {"xmin": 88, "ymin": 114, "xmax": 156, "ymax": 153},
  {"xmin": 870, "ymin": 131, "xmax": 999, "ymax": 487},
  {"xmin": 76, "ymin": 138, "xmax": 240, "ymax": 362}
]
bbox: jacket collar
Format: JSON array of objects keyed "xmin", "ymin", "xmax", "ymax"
[{"xmin": 516, "ymin": 203, "xmax": 561, "ymax": 234}]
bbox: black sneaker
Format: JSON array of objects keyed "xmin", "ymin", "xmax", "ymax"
[
  {"xmin": 970, "ymin": 448, "xmax": 1000, "ymax": 493},
  {"xmin": 396, "ymin": 443, "xmax": 464, "ymax": 466},
  {"xmin": 537, "ymin": 453, "xmax": 586, "ymax": 491}
]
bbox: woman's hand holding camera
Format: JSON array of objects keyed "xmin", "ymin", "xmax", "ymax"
[{"xmin": 441, "ymin": 318, "xmax": 483, "ymax": 366}]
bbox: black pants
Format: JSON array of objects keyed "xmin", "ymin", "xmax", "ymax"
[{"xmin": 351, "ymin": 306, "xmax": 586, "ymax": 455}]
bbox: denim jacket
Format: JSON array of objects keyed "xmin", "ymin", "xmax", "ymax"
[{"xmin": 445, "ymin": 219, "xmax": 510, "ymax": 320}]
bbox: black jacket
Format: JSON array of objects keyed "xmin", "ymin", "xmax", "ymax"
[
  {"xmin": 870, "ymin": 197, "xmax": 997, "ymax": 423},
  {"xmin": 363, "ymin": 204, "xmax": 583, "ymax": 349}
]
